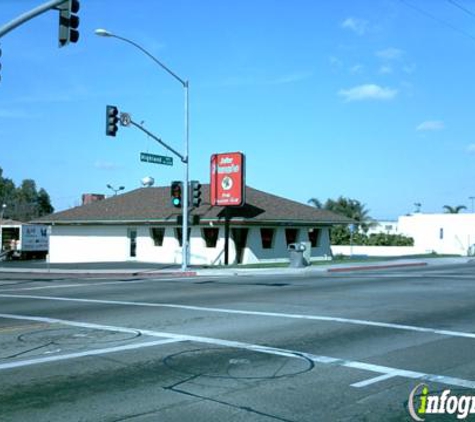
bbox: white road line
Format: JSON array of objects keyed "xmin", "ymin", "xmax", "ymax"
[
  {"xmin": 2, "ymin": 293, "xmax": 475, "ymax": 341},
  {"xmin": 350, "ymin": 373, "xmax": 397, "ymax": 388},
  {"xmin": 0, "ymin": 339, "xmax": 181, "ymax": 371},
  {"xmin": 0, "ymin": 277, "xmax": 210, "ymax": 293},
  {"xmin": 1, "ymin": 313, "xmax": 475, "ymax": 390}
]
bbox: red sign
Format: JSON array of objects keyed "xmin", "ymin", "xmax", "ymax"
[{"xmin": 210, "ymin": 152, "xmax": 246, "ymax": 206}]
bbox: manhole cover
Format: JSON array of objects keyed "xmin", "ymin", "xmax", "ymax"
[{"xmin": 164, "ymin": 347, "xmax": 313, "ymax": 380}]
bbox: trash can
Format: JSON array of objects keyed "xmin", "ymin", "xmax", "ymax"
[{"xmin": 288, "ymin": 243, "xmax": 308, "ymax": 268}]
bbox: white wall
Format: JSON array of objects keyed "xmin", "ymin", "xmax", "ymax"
[
  {"xmin": 398, "ymin": 214, "xmax": 475, "ymax": 256},
  {"xmin": 49, "ymin": 225, "xmax": 129, "ymax": 263},
  {"xmin": 241, "ymin": 226, "xmax": 332, "ymax": 264},
  {"xmin": 331, "ymin": 245, "xmax": 423, "ymax": 257},
  {"xmin": 49, "ymin": 224, "xmax": 333, "ymax": 265}
]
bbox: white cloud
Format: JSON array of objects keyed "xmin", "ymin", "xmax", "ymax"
[
  {"xmin": 338, "ymin": 84, "xmax": 398, "ymax": 102},
  {"xmin": 376, "ymin": 48, "xmax": 404, "ymax": 60},
  {"xmin": 349, "ymin": 64, "xmax": 364, "ymax": 74},
  {"xmin": 379, "ymin": 65, "xmax": 393, "ymax": 74},
  {"xmin": 416, "ymin": 121, "xmax": 445, "ymax": 131},
  {"xmin": 94, "ymin": 161, "xmax": 121, "ymax": 171},
  {"xmin": 341, "ymin": 17, "xmax": 369, "ymax": 35},
  {"xmin": 467, "ymin": 144, "xmax": 475, "ymax": 154},
  {"xmin": 329, "ymin": 56, "xmax": 343, "ymax": 68}
]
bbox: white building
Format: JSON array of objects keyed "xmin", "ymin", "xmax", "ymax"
[
  {"xmin": 366, "ymin": 220, "xmax": 399, "ymax": 236},
  {"xmin": 398, "ymin": 213, "xmax": 475, "ymax": 256},
  {"xmin": 36, "ymin": 185, "xmax": 350, "ymax": 265}
]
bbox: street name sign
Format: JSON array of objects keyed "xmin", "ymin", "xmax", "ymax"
[{"xmin": 140, "ymin": 152, "xmax": 173, "ymax": 166}]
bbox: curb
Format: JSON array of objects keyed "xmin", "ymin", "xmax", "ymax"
[
  {"xmin": 327, "ymin": 262, "xmax": 427, "ymax": 273},
  {"xmin": 0, "ymin": 270, "xmax": 198, "ymax": 278}
]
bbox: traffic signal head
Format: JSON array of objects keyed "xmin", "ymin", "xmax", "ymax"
[
  {"xmin": 191, "ymin": 180, "xmax": 202, "ymax": 207},
  {"xmin": 106, "ymin": 105, "xmax": 119, "ymax": 137},
  {"xmin": 58, "ymin": 0, "xmax": 80, "ymax": 47},
  {"xmin": 171, "ymin": 181, "xmax": 182, "ymax": 208}
]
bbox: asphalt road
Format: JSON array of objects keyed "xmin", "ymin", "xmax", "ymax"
[{"xmin": 0, "ymin": 263, "xmax": 474, "ymax": 421}]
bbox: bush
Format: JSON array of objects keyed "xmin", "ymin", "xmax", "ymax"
[{"xmin": 330, "ymin": 227, "xmax": 414, "ymax": 246}]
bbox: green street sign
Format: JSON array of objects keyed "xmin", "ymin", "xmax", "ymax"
[{"xmin": 140, "ymin": 152, "xmax": 173, "ymax": 166}]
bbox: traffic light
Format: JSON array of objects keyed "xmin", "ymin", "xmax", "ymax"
[
  {"xmin": 191, "ymin": 180, "xmax": 202, "ymax": 207},
  {"xmin": 106, "ymin": 105, "xmax": 119, "ymax": 137},
  {"xmin": 171, "ymin": 181, "xmax": 182, "ymax": 208},
  {"xmin": 58, "ymin": 0, "xmax": 80, "ymax": 47}
]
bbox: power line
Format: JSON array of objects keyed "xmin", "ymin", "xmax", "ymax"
[
  {"xmin": 400, "ymin": 0, "xmax": 475, "ymax": 43},
  {"xmin": 447, "ymin": 0, "xmax": 475, "ymax": 19}
]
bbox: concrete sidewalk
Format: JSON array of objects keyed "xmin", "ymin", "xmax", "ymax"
[{"xmin": 0, "ymin": 257, "xmax": 471, "ymax": 278}]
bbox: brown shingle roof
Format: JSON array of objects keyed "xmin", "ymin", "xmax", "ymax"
[{"xmin": 35, "ymin": 185, "xmax": 352, "ymax": 226}]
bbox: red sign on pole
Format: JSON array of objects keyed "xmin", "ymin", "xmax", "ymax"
[{"xmin": 210, "ymin": 152, "xmax": 246, "ymax": 206}]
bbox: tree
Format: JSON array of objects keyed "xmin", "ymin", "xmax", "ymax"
[
  {"xmin": 443, "ymin": 205, "xmax": 466, "ymax": 214},
  {"xmin": 308, "ymin": 195, "xmax": 374, "ymax": 245},
  {"xmin": 0, "ymin": 167, "xmax": 54, "ymax": 221},
  {"xmin": 37, "ymin": 188, "xmax": 54, "ymax": 216},
  {"xmin": 307, "ymin": 198, "xmax": 323, "ymax": 209},
  {"xmin": 324, "ymin": 196, "xmax": 373, "ymax": 233}
]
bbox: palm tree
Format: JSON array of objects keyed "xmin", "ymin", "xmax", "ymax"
[
  {"xmin": 443, "ymin": 205, "xmax": 467, "ymax": 214},
  {"xmin": 307, "ymin": 198, "xmax": 323, "ymax": 209},
  {"xmin": 324, "ymin": 196, "xmax": 374, "ymax": 233}
]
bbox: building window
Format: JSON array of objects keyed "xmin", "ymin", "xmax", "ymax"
[
  {"xmin": 150, "ymin": 228, "xmax": 165, "ymax": 246},
  {"xmin": 260, "ymin": 228, "xmax": 275, "ymax": 249},
  {"xmin": 202, "ymin": 228, "xmax": 219, "ymax": 248},
  {"xmin": 175, "ymin": 228, "xmax": 191, "ymax": 247},
  {"xmin": 440, "ymin": 228, "xmax": 444, "ymax": 240},
  {"xmin": 285, "ymin": 228, "xmax": 299, "ymax": 246},
  {"xmin": 308, "ymin": 228, "xmax": 321, "ymax": 248}
]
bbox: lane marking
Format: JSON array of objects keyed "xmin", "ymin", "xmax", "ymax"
[
  {"xmin": 0, "ymin": 339, "xmax": 182, "ymax": 370},
  {"xmin": 0, "ymin": 277, "xmax": 215, "ymax": 293},
  {"xmin": 2, "ymin": 293, "xmax": 475, "ymax": 341},
  {"xmin": 350, "ymin": 373, "xmax": 398, "ymax": 388},
  {"xmin": 1, "ymin": 313, "xmax": 474, "ymax": 390}
]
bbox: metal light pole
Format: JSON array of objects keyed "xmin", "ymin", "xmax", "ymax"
[
  {"xmin": 1, "ymin": 203, "xmax": 6, "ymax": 220},
  {"xmin": 470, "ymin": 197, "xmax": 475, "ymax": 213},
  {"xmin": 95, "ymin": 29, "xmax": 190, "ymax": 271},
  {"xmin": 106, "ymin": 184, "xmax": 124, "ymax": 196}
]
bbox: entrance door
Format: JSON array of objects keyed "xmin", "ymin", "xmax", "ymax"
[
  {"xmin": 128, "ymin": 229, "xmax": 137, "ymax": 258},
  {"xmin": 231, "ymin": 228, "xmax": 248, "ymax": 264}
]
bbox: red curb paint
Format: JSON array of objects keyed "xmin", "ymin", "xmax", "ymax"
[{"xmin": 327, "ymin": 262, "xmax": 427, "ymax": 273}]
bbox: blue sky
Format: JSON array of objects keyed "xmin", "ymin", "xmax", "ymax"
[{"xmin": 1, "ymin": 0, "xmax": 475, "ymax": 219}]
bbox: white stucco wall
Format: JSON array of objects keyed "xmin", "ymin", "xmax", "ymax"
[
  {"xmin": 331, "ymin": 245, "xmax": 423, "ymax": 257},
  {"xmin": 397, "ymin": 214, "xmax": 475, "ymax": 256},
  {"xmin": 49, "ymin": 225, "xmax": 130, "ymax": 263},
  {"xmin": 48, "ymin": 224, "xmax": 332, "ymax": 265}
]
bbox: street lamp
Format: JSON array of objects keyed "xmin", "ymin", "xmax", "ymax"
[
  {"xmin": 107, "ymin": 184, "xmax": 124, "ymax": 196},
  {"xmin": 95, "ymin": 28, "xmax": 190, "ymax": 271},
  {"xmin": 0, "ymin": 203, "xmax": 6, "ymax": 220}
]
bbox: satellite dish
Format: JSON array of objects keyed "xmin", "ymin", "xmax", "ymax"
[{"xmin": 141, "ymin": 176, "xmax": 155, "ymax": 187}]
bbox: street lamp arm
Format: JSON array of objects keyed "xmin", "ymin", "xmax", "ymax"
[{"xmin": 107, "ymin": 33, "xmax": 187, "ymax": 88}]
